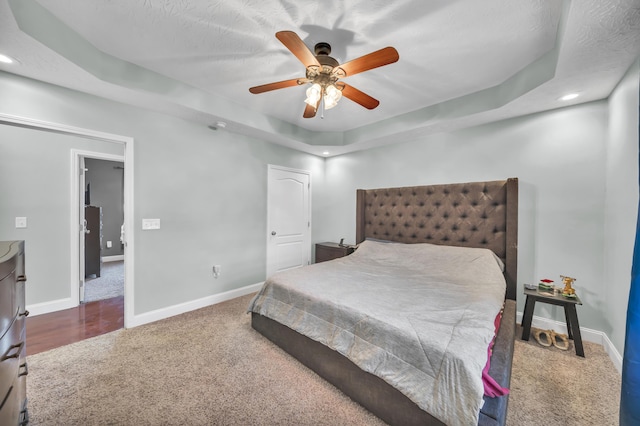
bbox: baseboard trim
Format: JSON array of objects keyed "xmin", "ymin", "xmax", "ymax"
[
  {"xmin": 601, "ymin": 332, "xmax": 624, "ymax": 374},
  {"xmin": 102, "ymin": 255, "xmax": 124, "ymax": 262},
  {"xmin": 516, "ymin": 311, "xmax": 623, "ymax": 374},
  {"xmin": 128, "ymin": 282, "xmax": 264, "ymax": 328},
  {"xmin": 27, "ymin": 298, "xmax": 77, "ymax": 316}
]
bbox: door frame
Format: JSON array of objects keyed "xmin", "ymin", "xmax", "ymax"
[
  {"xmin": 73, "ymin": 151, "xmax": 125, "ymax": 304},
  {"xmin": 0, "ymin": 112, "xmax": 135, "ymax": 328},
  {"xmin": 71, "ymin": 149, "xmax": 132, "ymax": 328},
  {"xmin": 266, "ymin": 164, "xmax": 311, "ymax": 278}
]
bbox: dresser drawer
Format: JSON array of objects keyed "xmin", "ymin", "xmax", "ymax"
[
  {"xmin": 0, "ymin": 384, "xmax": 19, "ymax": 426},
  {"xmin": 0, "ymin": 316, "xmax": 23, "ymax": 412},
  {"xmin": 0, "ymin": 241, "xmax": 26, "ymax": 425},
  {"xmin": 0, "ymin": 274, "xmax": 17, "ymax": 340}
]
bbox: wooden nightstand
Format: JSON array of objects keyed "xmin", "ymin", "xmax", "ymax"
[{"xmin": 315, "ymin": 242, "xmax": 355, "ymax": 263}]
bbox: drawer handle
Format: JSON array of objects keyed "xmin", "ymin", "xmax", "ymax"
[
  {"xmin": 19, "ymin": 310, "xmax": 30, "ymax": 318},
  {"xmin": 1, "ymin": 341, "xmax": 24, "ymax": 361},
  {"xmin": 19, "ymin": 362, "xmax": 28, "ymax": 377},
  {"xmin": 17, "ymin": 275, "xmax": 27, "ymax": 282}
]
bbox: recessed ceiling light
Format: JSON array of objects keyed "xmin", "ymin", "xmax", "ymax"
[
  {"xmin": 207, "ymin": 121, "xmax": 227, "ymax": 131},
  {"xmin": 559, "ymin": 93, "xmax": 579, "ymax": 101},
  {"xmin": 322, "ymin": 151, "xmax": 330, "ymax": 156},
  {"xmin": 0, "ymin": 54, "xmax": 14, "ymax": 64}
]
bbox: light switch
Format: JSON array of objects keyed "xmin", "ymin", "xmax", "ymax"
[
  {"xmin": 15, "ymin": 217, "xmax": 27, "ymax": 228},
  {"xmin": 142, "ymin": 218, "xmax": 161, "ymax": 230}
]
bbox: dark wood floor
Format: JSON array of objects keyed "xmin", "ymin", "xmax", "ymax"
[{"xmin": 26, "ymin": 296, "xmax": 124, "ymax": 356}]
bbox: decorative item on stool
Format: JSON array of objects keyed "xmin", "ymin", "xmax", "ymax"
[
  {"xmin": 538, "ymin": 278, "xmax": 555, "ymax": 293},
  {"xmin": 561, "ymin": 275, "xmax": 576, "ymax": 296}
]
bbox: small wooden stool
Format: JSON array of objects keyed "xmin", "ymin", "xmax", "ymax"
[{"xmin": 521, "ymin": 287, "xmax": 584, "ymax": 357}]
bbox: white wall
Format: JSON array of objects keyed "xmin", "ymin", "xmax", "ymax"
[
  {"xmin": 0, "ymin": 71, "xmax": 324, "ymax": 318},
  {"xmin": 1, "ymin": 60, "xmax": 637, "ymax": 350},
  {"xmin": 604, "ymin": 59, "xmax": 640, "ymax": 353},
  {"xmin": 0, "ymin": 124, "xmax": 124, "ymax": 303},
  {"xmin": 320, "ymin": 101, "xmax": 614, "ymax": 333}
]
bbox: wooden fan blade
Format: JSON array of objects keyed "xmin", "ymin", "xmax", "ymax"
[
  {"xmin": 276, "ymin": 31, "xmax": 321, "ymax": 67},
  {"xmin": 303, "ymin": 101, "xmax": 318, "ymax": 118},
  {"xmin": 341, "ymin": 84, "xmax": 380, "ymax": 109},
  {"xmin": 249, "ymin": 78, "xmax": 303, "ymax": 94},
  {"xmin": 338, "ymin": 47, "xmax": 399, "ymax": 77}
]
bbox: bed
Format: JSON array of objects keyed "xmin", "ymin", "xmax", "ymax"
[{"xmin": 249, "ymin": 178, "xmax": 518, "ymax": 426}]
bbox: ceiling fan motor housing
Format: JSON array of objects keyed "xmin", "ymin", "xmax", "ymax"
[
  {"xmin": 314, "ymin": 42, "xmax": 331, "ymax": 56},
  {"xmin": 313, "ymin": 42, "xmax": 339, "ymax": 68},
  {"xmin": 306, "ymin": 41, "xmax": 342, "ymax": 83}
]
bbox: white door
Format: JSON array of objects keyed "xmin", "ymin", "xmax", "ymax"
[{"xmin": 266, "ymin": 165, "xmax": 311, "ymax": 278}]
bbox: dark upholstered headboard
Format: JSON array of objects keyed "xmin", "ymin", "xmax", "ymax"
[{"xmin": 356, "ymin": 178, "xmax": 518, "ymax": 300}]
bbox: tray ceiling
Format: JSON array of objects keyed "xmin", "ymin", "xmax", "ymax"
[{"xmin": 1, "ymin": 0, "xmax": 639, "ymax": 156}]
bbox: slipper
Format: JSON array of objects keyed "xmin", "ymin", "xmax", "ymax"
[
  {"xmin": 551, "ymin": 331, "xmax": 570, "ymax": 350},
  {"xmin": 534, "ymin": 329, "xmax": 552, "ymax": 347}
]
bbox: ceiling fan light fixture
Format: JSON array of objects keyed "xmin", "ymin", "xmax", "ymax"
[
  {"xmin": 323, "ymin": 84, "xmax": 342, "ymax": 110},
  {"xmin": 304, "ymin": 83, "xmax": 322, "ymax": 107},
  {"xmin": 250, "ymin": 31, "xmax": 399, "ymax": 118}
]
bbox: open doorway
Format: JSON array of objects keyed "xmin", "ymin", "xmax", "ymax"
[
  {"xmin": 82, "ymin": 158, "xmax": 125, "ymax": 303},
  {"xmin": 0, "ymin": 113, "xmax": 134, "ymax": 329},
  {"xmin": 74, "ymin": 151, "xmax": 126, "ymax": 311}
]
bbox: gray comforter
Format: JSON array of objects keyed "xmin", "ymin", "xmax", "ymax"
[{"xmin": 248, "ymin": 239, "xmax": 506, "ymax": 426}]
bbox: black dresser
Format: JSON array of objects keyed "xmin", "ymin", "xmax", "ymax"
[
  {"xmin": 85, "ymin": 206, "xmax": 103, "ymax": 278},
  {"xmin": 0, "ymin": 241, "xmax": 28, "ymax": 425}
]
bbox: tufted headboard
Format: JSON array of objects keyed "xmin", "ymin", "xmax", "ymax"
[{"xmin": 356, "ymin": 178, "xmax": 518, "ymax": 300}]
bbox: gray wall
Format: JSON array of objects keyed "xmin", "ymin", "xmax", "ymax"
[
  {"xmin": 85, "ymin": 158, "xmax": 124, "ymax": 257},
  {"xmin": 1, "ymin": 59, "xmax": 638, "ymax": 357},
  {"xmin": 316, "ymin": 61, "xmax": 639, "ymax": 355},
  {"xmin": 0, "ymin": 71, "xmax": 323, "ymax": 315},
  {"xmin": 319, "ymin": 102, "xmax": 610, "ymax": 331},
  {"xmin": 0, "ymin": 124, "xmax": 124, "ymax": 303},
  {"xmin": 604, "ymin": 60, "xmax": 639, "ymax": 352}
]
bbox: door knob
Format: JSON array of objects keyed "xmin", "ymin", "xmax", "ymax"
[{"xmin": 271, "ymin": 231, "xmax": 276, "ymax": 236}]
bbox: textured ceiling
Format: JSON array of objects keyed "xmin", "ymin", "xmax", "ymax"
[{"xmin": 1, "ymin": 0, "xmax": 639, "ymax": 156}]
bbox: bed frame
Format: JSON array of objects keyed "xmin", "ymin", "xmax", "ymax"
[{"xmin": 252, "ymin": 178, "xmax": 518, "ymax": 426}]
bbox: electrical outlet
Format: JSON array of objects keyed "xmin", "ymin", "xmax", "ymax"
[{"xmin": 213, "ymin": 265, "xmax": 221, "ymax": 278}]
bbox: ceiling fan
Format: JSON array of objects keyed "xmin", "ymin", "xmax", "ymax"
[{"xmin": 249, "ymin": 31, "xmax": 399, "ymax": 118}]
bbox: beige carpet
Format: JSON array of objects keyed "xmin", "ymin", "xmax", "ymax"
[
  {"xmin": 507, "ymin": 325, "xmax": 620, "ymax": 426},
  {"xmin": 26, "ymin": 294, "xmax": 620, "ymax": 425}
]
